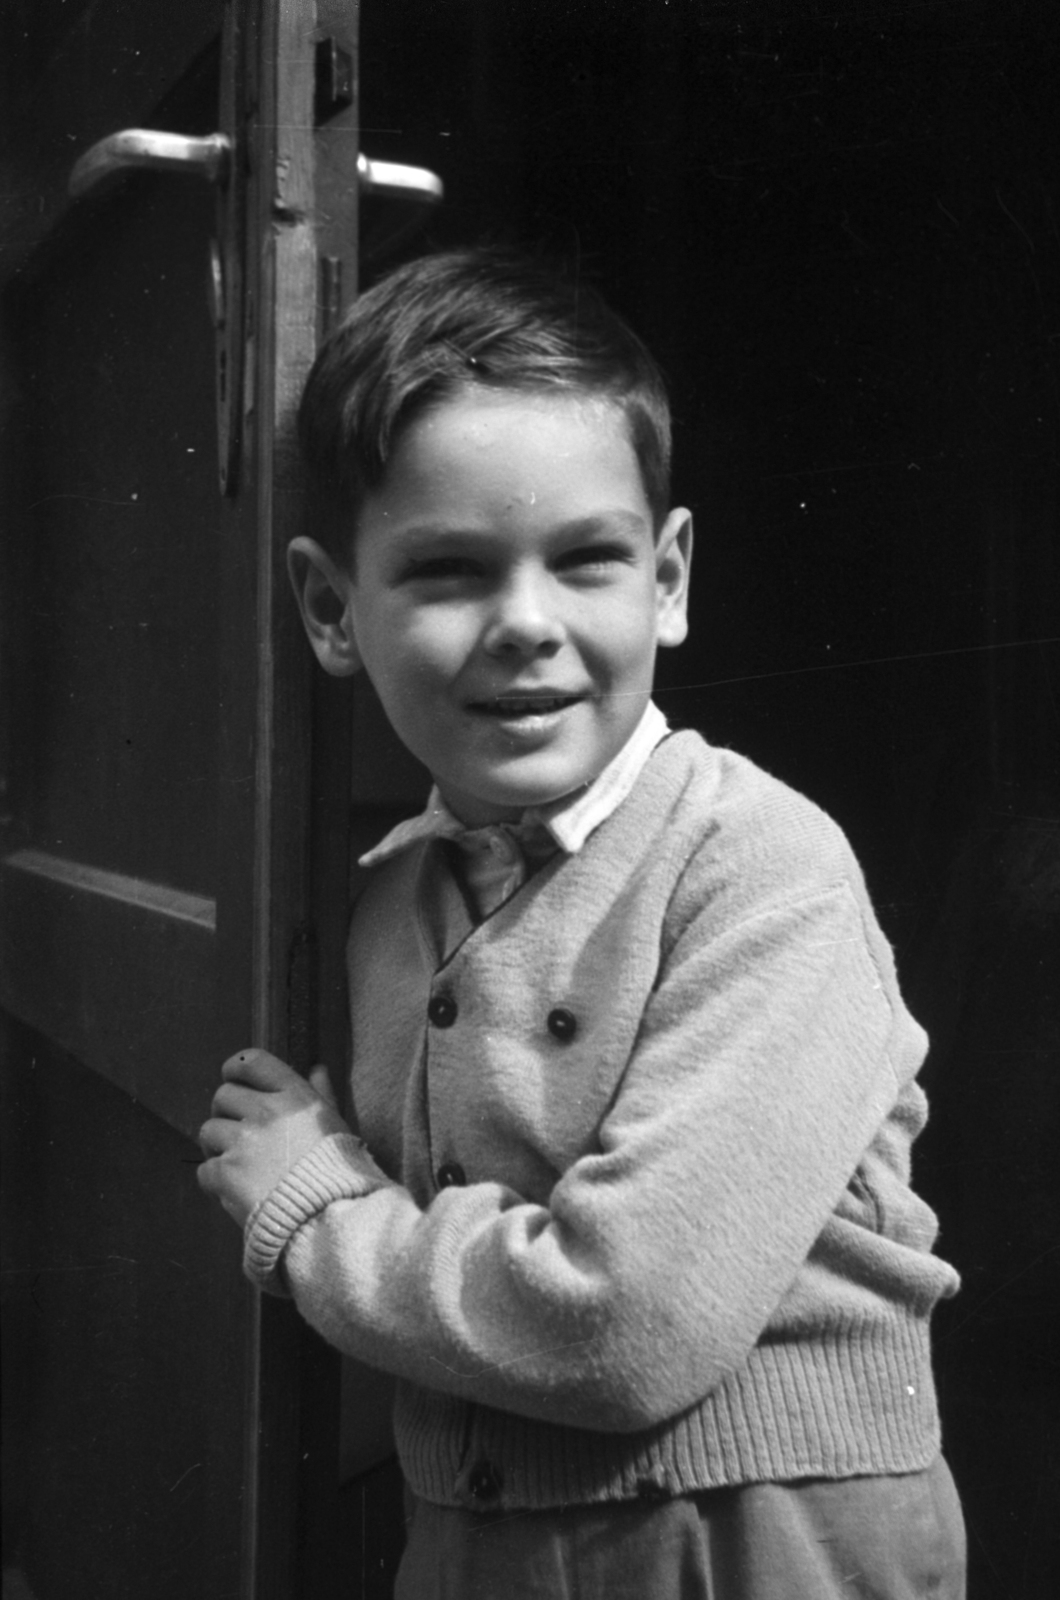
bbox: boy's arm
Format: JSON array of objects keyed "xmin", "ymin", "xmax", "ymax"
[{"xmin": 243, "ymin": 875, "xmax": 933, "ymax": 1433}]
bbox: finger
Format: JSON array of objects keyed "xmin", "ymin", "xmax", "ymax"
[
  {"xmin": 196, "ymin": 1154, "xmax": 222, "ymax": 1194},
  {"xmin": 221, "ymin": 1048, "xmax": 295, "ymax": 1091},
  {"xmin": 211, "ymin": 1081, "xmax": 267, "ymax": 1121},
  {"xmin": 197, "ymin": 1160, "xmax": 247, "ymax": 1226},
  {"xmin": 309, "ymin": 1064, "xmax": 339, "ymax": 1110},
  {"xmin": 198, "ymin": 1116, "xmax": 239, "ymax": 1157}
]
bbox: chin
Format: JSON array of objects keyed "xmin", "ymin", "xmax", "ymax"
[
  {"xmin": 499, "ymin": 780, "xmax": 589, "ymax": 814},
  {"xmin": 451, "ymin": 777, "xmax": 578, "ymax": 823}
]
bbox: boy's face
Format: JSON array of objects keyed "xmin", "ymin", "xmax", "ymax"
[{"xmin": 293, "ymin": 387, "xmax": 691, "ymax": 825}]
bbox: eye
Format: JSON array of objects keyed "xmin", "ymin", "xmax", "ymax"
[
  {"xmin": 401, "ymin": 555, "xmax": 483, "ymax": 582},
  {"xmin": 557, "ymin": 542, "xmax": 633, "ymax": 573}
]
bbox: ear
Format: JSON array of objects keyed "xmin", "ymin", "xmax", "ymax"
[
  {"xmin": 287, "ymin": 536, "xmax": 362, "ymax": 677},
  {"xmin": 654, "ymin": 508, "xmax": 693, "ymax": 649}
]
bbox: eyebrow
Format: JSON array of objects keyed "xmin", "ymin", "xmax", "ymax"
[{"xmin": 393, "ymin": 511, "xmax": 649, "ymax": 545}]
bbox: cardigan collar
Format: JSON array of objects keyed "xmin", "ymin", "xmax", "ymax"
[{"xmin": 358, "ymin": 701, "xmax": 669, "ymax": 870}]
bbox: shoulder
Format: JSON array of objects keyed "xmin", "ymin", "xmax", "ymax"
[
  {"xmin": 348, "ymin": 839, "xmax": 426, "ymax": 948},
  {"xmin": 637, "ymin": 729, "xmax": 871, "ymax": 926},
  {"xmin": 647, "ymin": 729, "xmax": 859, "ymax": 877}
]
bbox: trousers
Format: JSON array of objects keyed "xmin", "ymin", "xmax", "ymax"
[{"xmin": 395, "ymin": 1455, "xmax": 966, "ymax": 1600}]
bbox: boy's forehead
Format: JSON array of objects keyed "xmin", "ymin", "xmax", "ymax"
[
  {"xmin": 382, "ymin": 386, "xmax": 644, "ymax": 501},
  {"xmin": 417, "ymin": 381, "xmax": 628, "ymax": 437}
]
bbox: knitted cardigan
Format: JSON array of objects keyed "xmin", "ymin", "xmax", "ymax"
[{"xmin": 245, "ymin": 731, "xmax": 960, "ymax": 1512}]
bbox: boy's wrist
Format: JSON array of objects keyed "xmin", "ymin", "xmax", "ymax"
[{"xmin": 243, "ymin": 1130, "xmax": 392, "ymax": 1294}]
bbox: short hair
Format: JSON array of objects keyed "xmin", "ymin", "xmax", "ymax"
[{"xmin": 297, "ymin": 247, "xmax": 672, "ymax": 562}]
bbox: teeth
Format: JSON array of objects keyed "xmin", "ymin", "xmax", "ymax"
[{"xmin": 480, "ymin": 696, "xmax": 574, "ymax": 715}]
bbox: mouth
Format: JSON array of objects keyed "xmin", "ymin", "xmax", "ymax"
[{"xmin": 467, "ymin": 693, "xmax": 585, "ymax": 719}]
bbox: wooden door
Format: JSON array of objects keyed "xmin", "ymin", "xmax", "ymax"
[{"xmin": 0, "ymin": 2, "xmax": 365, "ymax": 1594}]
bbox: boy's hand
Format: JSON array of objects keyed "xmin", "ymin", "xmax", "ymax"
[{"xmin": 197, "ymin": 1049, "xmax": 349, "ymax": 1227}]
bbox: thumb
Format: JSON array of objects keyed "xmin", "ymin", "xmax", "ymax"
[{"xmin": 308, "ymin": 1063, "xmax": 339, "ymax": 1110}]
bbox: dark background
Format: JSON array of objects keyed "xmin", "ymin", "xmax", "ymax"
[{"xmin": 353, "ymin": 2, "xmax": 1059, "ymax": 1595}]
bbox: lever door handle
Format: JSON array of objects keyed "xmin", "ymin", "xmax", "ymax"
[
  {"xmin": 356, "ymin": 154, "xmax": 443, "ymax": 205},
  {"xmin": 68, "ymin": 134, "xmax": 439, "ymax": 206},
  {"xmin": 69, "ymin": 130, "xmax": 231, "ymax": 198},
  {"xmin": 68, "ymin": 125, "xmax": 241, "ymax": 494}
]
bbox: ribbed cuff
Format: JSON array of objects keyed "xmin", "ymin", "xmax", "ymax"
[{"xmin": 243, "ymin": 1132, "xmax": 390, "ymax": 1295}]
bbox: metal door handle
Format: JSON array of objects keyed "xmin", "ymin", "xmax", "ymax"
[
  {"xmin": 67, "ymin": 119, "xmax": 242, "ymax": 495},
  {"xmin": 70, "ymin": 134, "xmax": 437, "ymax": 203},
  {"xmin": 69, "ymin": 130, "xmax": 231, "ymax": 198},
  {"xmin": 357, "ymin": 154, "xmax": 442, "ymax": 205}
]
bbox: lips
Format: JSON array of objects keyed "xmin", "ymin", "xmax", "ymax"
[{"xmin": 468, "ymin": 693, "xmax": 584, "ymax": 718}]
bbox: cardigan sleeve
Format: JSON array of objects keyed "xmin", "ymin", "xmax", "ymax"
[
  {"xmin": 258, "ymin": 871, "xmax": 912, "ymax": 1433},
  {"xmin": 243, "ymin": 1132, "xmax": 396, "ymax": 1294}
]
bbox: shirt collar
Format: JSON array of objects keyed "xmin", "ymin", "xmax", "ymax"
[{"xmin": 358, "ymin": 701, "xmax": 669, "ymax": 869}]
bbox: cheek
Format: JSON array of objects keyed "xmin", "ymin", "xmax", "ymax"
[
  {"xmin": 362, "ymin": 612, "xmax": 434, "ymax": 682},
  {"xmin": 365, "ymin": 623, "xmax": 465, "ymax": 734},
  {"xmin": 401, "ymin": 609, "xmax": 478, "ymax": 677},
  {"xmin": 591, "ymin": 598, "xmax": 658, "ymax": 679}
]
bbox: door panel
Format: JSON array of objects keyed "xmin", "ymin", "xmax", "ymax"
[
  {"xmin": 1, "ymin": 1014, "xmax": 245, "ymax": 1600},
  {"xmin": 1, "ymin": 2, "xmax": 360, "ymax": 1595},
  {"xmin": 7, "ymin": 168, "xmax": 220, "ymax": 896},
  {"xmin": 2, "ymin": 81, "xmax": 223, "ymax": 1139},
  {"xmin": 1, "ymin": 852, "xmax": 216, "ymax": 1133}
]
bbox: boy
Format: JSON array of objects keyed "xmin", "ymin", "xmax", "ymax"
[{"xmin": 198, "ymin": 249, "xmax": 966, "ymax": 1598}]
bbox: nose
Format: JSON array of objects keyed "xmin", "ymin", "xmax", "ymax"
[{"xmin": 482, "ymin": 567, "xmax": 564, "ymax": 658}]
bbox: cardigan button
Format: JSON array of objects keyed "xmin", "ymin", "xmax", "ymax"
[
  {"xmin": 635, "ymin": 1475, "xmax": 670, "ymax": 1503},
  {"xmin": 436, "ymin": 1162, "xmax": 467, "ymax": 1189},
  {"xmin": 547, "ymin": 1006, "xmax": 577, "ymax": 1042},
  {"xmin": 467, "ymin": 1460, "xmax": 503, "ymax": 1503},
  {"xmin": 428, "ymin": 994, "xmax": 457, "ymax": 1028}
]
